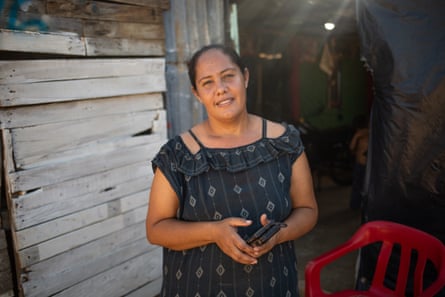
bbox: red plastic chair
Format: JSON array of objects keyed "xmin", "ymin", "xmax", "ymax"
[{"xmin": 305, "ymin": 220, "xmax": 445, "ymax": 297}]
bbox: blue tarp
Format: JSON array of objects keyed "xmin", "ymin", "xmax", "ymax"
[
  {"xmin": 356, "ymin": 0, "xmax": 445, "ymax": 294},
  {"xmin": 357, "ymin": 0, "xmax": 445, "ymax": 241}
]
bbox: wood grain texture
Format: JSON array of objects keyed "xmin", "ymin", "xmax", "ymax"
[
  {"xmin": 0, "ymin": 29, "xmax": 85, "ymax": 55},
  {"xmin": 1, "ymin": 0, "xmax": 168, "ymax": 294},
  {"xmin": 0, "ymin": 58, "xmax": 166, "ymax": 106},
  {"xmin": 0, "ymin": 58, "xmax": 164, "ymax": 84},
  {"xmin": 1, "ymin": 56, "xmax": 166, "ymax": 295},
  {"xmin": 20, "ymin": 223, "xmax": 160, "ymax": 297},
  {"xmin": 0, "ymin": 93, "xmax": 163, "ymax": 129},
  {"xmin": 46, "ymin": 0, "xmax": 163, "ymax": 24}
]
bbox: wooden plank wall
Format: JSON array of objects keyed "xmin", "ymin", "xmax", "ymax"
[
  {"xmin": 0, "ymin": 61, "xmax": 166, "ymax": 296},
  {"xmin": 0, "ymin": 1, "xmax": 169, "ymax": 296},
  {"xmin": 1, "ymin": 130, "xmax": 14, "ymax": 297}
]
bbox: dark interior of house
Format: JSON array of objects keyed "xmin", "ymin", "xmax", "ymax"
[{"xmin": 234, "ymin": 0, "xmax": 371, "ymax": 187}]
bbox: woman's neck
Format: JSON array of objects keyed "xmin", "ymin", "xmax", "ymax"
[
  {"xmin": 198, "ymin": 114, "xmax": 262, "ymax": 148},
  {"xmin": 205, "ymin": 113, "xmax": 254, "ymax": 137}
]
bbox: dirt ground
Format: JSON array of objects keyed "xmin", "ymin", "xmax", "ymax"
[{"xmin": 296, "ymin": 177, "xmax": 362, "ymax": 295}]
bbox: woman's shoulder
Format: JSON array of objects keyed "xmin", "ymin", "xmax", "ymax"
[
  {"xmin": 179, "ymin": 126, "xmax": 202, "ymax": 155},
  {"xmin": 265, "ymin": 119, "xmax": 287, "ymax": 138},
  {"xmin": 263, "ymin": 119, "xmax": 303, "ymax": 151}
]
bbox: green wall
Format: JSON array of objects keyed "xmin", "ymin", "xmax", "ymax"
[{"xmin": 300, "ymin": 58, "xmax": 367, "ymax": 130}]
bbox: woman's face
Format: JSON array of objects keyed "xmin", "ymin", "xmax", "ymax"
[{"xmin": 192, "ymin": 49, "xmax": 249, "ymax": 122}]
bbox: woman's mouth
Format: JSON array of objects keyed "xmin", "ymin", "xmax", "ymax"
[{"xmin": 216, "ymin": 98, "xmax": 233, "ymax": 107}]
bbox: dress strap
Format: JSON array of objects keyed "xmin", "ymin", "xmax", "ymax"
[
  {"xmin": 262, "ymin": 118, "xmax": 267, "ymax": 138},
  {"xmin": 188, "ymin": 129, "xmax": 205, "ymax": 149}
]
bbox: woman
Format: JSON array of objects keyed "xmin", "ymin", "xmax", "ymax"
[{"xmin": 146, "ymin": 44, "xmax": 318, "ymax": 296}]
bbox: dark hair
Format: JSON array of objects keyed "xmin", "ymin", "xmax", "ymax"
[{"xmin": 187, "ymin": 44, "xmax": 246, "ymax": 90}]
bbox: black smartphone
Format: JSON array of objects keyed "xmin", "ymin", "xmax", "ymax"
[{"xmin": 246, "ymin": 220, "xmax": 287, "ymax": 246}]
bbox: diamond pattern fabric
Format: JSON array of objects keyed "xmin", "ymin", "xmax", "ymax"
[{"xmin": 152, "ymin": 123, "xmax": 304, "ymax": 296}]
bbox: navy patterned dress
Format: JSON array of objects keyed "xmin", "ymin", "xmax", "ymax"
[{"xmin": 152, "ymin": 120, "xmax": 304, "ymax": 297}]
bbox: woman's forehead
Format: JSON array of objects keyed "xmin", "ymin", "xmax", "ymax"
[
  {"xmin": 196, "ymin": 50, "xmax": 236, "ymax": 73},
  {"xmin": 197, "ymin": 49, "xmax": 232, "ymax": 64}
]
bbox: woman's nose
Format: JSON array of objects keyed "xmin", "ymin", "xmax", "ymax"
[{"xmin": 215, "ymin": 79, "xmax": 227, "ymax": 94}]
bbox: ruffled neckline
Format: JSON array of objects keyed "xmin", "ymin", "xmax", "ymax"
[{"xmin": 163, "ymin": 124, "xmax": 303, "ymax": 176}]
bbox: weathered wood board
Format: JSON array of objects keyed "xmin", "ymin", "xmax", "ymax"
[
  {"xmin": 11, "ymin": 111, "xmax": 160, "ymax": 167},
  {"xmin": 15, "ymin": 189, "xmax": 149, "ymax": 250},
  {"xmin": 0, "ymin": 127, "xmax": 14, "ymax": 297},
  {"xmin": 0, "ymin": 58, "xmax": 166, "ymax": 107},
  {"xmin": 8, "ymin": 138, "xmax": 162, "ymax": 192},
  {"xmin": 18, "ymin": 203, "xmax": 148, "ymax": 268},
  {"xmin": 0, "ymin": 29, "xmax": 85, "ymax": 55},
  {"xmin": 83, "ymin": 20, "xmax": 164, "ymax": 39},
  {"xmin": 0, "ymin": 93, "xmax": 163, "ymax": 128},
  {"xmin": 0, "ymin": 59, "xmax": 165, "ymax": 84},
  {"xmin": 52, "ymin": 246, "xmax": 163, "ymax": 297},
  {"xmin": 21, "ymin": 223, "xmax": 160, "ymax": 297},
  {"xmin": 46, "ymin": 0, "xmax": 163, "ymax": 24},
  {"xmin": 12, "ymin": 163, "xmax": 153, "ymax": 230},
  {"xmin": 0, "ymin": 74, "xmax": 165, "ymax": 106},
  {"xmin": 85, "ymin": 36, "xmax": 164, "ymax": 56}
]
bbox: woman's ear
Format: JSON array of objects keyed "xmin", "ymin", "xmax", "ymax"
[
  {"xmin": 191, "ymin": 87, "xmax": 201, "ymax": 102},
  {"xmin": 243, "ymin": 68, "xmax": 250, "ymax": 88}
]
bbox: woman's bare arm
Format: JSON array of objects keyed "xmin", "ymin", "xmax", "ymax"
[{"xmin": 145, "ymin": 168, "xmax": 258, "ymax": 264}]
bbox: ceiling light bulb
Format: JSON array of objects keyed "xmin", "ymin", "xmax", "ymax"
[{"xmin": 324, "ymin": 22, "xmax": 335, "ymax": 30}]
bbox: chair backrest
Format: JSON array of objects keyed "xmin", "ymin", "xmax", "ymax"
[{"xmin": 305, "ymin": 220, "xmax": 445, "ymax": 297}]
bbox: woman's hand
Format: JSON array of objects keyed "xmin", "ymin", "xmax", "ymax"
[
  {"xmin": 212, "ymin": 217, "xmax": 259, "ymax": 265},
  {"xmin": 248, "ymin": 214, "xmax": 281, "ymax": 257}
]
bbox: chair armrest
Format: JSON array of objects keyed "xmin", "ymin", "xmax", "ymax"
[{"xmin": 305, "ymin": 231, "xmax": 368, "ymax": 296}]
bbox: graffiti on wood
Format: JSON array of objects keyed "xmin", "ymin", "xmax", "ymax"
[{"xmin": 0, "ymin": 0, "xmax": 48, "ymax": 31}]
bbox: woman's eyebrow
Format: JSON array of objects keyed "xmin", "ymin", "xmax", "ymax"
[
  {"xmin": 220, "ymin": 67, "xmax": 237, "ymax": 74},
  {"xmin": 197, "ymin": 67, "xmax": 237, "ymax": 84}
]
